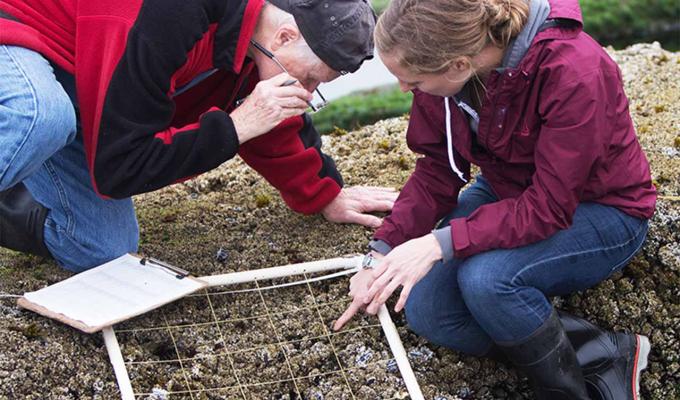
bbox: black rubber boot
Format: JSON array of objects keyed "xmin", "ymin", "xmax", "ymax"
[
  {"xmin": 482, "ymin": 343, "xmax": 509, "ymax": 364},
  {"xmin": 559, "ymin": 312, "xmax": 650, "ymax": 400},
  {"xmin": 0, "ymin": 182, "xmax": 52, "ymax": 258},
  {"xmin": 499, "ymin": 309, "xmax": 590, "ymax": 400}
]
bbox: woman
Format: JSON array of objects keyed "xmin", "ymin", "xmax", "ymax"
[{"xmin": 334, "ymin": 0, "xmax": 656, "ymax": 399}]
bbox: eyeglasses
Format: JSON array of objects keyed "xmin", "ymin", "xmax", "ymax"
[{"xmin": 250, "ymin": 40, "xmax": 328, "ymax": 113}]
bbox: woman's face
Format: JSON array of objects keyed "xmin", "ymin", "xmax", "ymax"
[{"xmin": 381, "ymin": 51, "xmax": 472, "ymax": 97}]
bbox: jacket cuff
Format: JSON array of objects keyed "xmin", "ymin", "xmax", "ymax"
[
  {"xmin": 221, "ymin": 115, "xmax": 241, "ymax": 160},
  {"xmin": 368, "ymin": 239, "xmax": 393, "ymax": 255},
  {"xmin": 432, "ymin": 226, "xmax": 454, "ymax": 263},
  {"xmin": 292, "ymin": 179, "xmax": 342, "ymax": 215},
  {"xmin": 450, "ymin": 217, "xmax": 472, "ymax": 258}
]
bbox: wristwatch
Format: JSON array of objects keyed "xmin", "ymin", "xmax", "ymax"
[{"xmin": 361, "ymin": 254, "xmax": 380, "ymax": 270}]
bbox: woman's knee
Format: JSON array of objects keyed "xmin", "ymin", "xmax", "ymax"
[
  {"xmin": 403, "ymin": 265, "xmax": 452, "ymax": 339},
  {"xmin": 404, "ymin": 288, "xmax": 436, "ymax": 338},
  {"xmin": 404, "ymin": 284, "xmax": 485, "ymax": 353},
  {"xmin": 404, "ymin": 298, "xmax": 491, "ymax": 354},
  {"xmin": 457, "ymin": 255, "xmax": 511, "ymax": 310}
]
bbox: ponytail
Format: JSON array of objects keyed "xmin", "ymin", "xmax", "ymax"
[{"xmin": 485, "ymin": 0, "xmax": 530, "ymax": 48}]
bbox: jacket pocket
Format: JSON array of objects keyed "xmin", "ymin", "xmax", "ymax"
[{"xmin": 508, "ymin": 120, "xmax": 538, "ymax": 162}]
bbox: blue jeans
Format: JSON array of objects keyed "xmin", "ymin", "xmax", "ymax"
[
  {"xmin": 404, "ymin": 176, "xmax": 648, "ymax": 353},
  {"xmin": 0, "ymin": 45, "xmax": 138, "ymax": 272}
]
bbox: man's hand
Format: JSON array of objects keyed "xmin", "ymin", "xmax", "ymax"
[
  {"xmin": 333, "ymin": 253, "xmax": 384, "ymax": 331},
  {"xmin": 364, "ymin": 234, "xmax": 442, "ymax": 314},
  {"xmin": 230, "ymin": 73, "xmax": 312, "ymax": 144},
  {"xmin": 322, "ymin": 186, "xmax": 398, "ymax": 228}
]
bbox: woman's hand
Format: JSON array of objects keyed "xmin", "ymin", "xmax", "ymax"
[
  {"xmin": 230, "ymin": 73, "xmax": 312, "ymax": 144},
  {"xmin": 333, "ymin": 252, "xmax": 384, "ymax": 331},
  {"xmin": 364, "ymin": 234, "xmax": 442, "ymax": 315}
]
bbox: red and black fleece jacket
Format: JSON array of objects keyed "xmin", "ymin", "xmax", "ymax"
[{"xmin": 0, "ymin": 0, "xmax": 342, "ymax": 214}]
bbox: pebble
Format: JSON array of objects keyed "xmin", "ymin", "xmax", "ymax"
[
  {"xmin": 258, "ymin": 348, "xmax": 272, "ymax": 365},
  {"xmin": 148, "ymin": 388, "xmax": 168, "ymax": 400},
  {"xmin": 92, "ymin": 379, "xmax": 104, "ymax": 393},
  {"xmin": 661, "ymin": 147, "xmax": 680, "ymax": 158},
  {"xmin": 310, "ymin": 391, "xmax": 324, "ymax": 400},
  {"xmin": 386, "ymin": 359, "xmax": 399, "ymax": 373},
  {"xmin": 355, "ymin": 346, "xmax": 373, "ymax": 367},
  {"xmin": 408, "ymin": 346, "xmax": 434, "ymax": 363},
  {"xmin": 215, "ymin": 248, "xmax": 229, "ymax": 263},
  {"xmin": 456, "ymin": 387, "xmax": 473, "ymax": 398}
]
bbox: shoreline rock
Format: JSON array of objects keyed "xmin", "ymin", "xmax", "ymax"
[{"xmin": 0, "ymin": 43, "xmax": 678, "ymax": 399}]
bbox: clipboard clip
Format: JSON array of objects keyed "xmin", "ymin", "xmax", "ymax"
[{"xmin": 140, "ymin": 257, "xmax": 190, "ymax": 279}]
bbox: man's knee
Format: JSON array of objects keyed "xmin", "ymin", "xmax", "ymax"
[
  {"xmin": 29, "ymin": 82, "xmax": 77, "ymax": 154},
  {"xmin": 45, "ymin": 218, "xmax": 139, "ymax": 273},
  {"xmin": 53, "ymin": 237, "xmax": 138, "ymax": 273},
  {"xmin": 0, "ymin": 79, "xmax": 76, "ymax": 189}
]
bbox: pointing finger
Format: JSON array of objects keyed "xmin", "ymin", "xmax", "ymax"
[{"xmin": 334, "ymin": 301, "xmax": 361, "ymax": 331}]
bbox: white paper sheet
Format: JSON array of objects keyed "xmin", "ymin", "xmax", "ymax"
[{"xmin": 22, "ymin": 254, "xmax": 206, "ymax": 331}]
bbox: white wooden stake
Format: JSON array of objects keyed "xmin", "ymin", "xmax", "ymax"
[
  {"xmin": 102, "ymin": 327, "xmax": 135, "ymax": 400},
  {"xmin": 378, "ymin": 305, "xmax": 425, "ymax": 400},
  {"xmin": 200, "ymin": 255, "xmax": 362, "ymax": 287}
]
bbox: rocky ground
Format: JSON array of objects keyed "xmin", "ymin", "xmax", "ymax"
[{"xmin": 0, "ymin": 43, "xmax": 678, "ymax": 400}]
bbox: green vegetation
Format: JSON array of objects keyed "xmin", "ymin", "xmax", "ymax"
[
  {"xmin": 311, "ymin": 85, "xmax": 412, "ymax": 135},
  {"xmin": 371, "ymin": 0, "xmax": 390, "ymax": 14},
  {"xmin": 580, "ymin": 0, "xmax": 679, "ymax": 50}
]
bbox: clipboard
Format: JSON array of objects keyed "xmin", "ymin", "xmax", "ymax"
[{"xmin": 17, "ymin": 254, "xmax": 208, "ymax": 333}]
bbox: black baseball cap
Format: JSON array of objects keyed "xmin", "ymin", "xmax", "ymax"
[{"xmin": 268, "ymin": 0, "xmax": 377, "ymax": 74}]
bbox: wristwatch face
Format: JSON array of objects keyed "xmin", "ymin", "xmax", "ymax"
[{"xmin": 361, "ymin": 255, "xmax": 378, "ymax": 269}]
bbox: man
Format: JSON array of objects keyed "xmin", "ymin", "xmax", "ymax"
[{"xmin": 0, "ymin": 0, "xmax": 396, "ymax": 272}]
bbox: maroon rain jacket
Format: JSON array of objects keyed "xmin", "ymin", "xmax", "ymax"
[{"xmin": 373, "ymin": 0, "xmax": 656, "ymax": 259}]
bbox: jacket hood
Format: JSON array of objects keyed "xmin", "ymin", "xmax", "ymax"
[{"xmin": 499, "ymin": 0, "xmax": 551, "ymax": 71}]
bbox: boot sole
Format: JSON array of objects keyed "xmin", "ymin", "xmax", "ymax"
[{"xmin": 633, "ymin": 335, "xmax": 650, "ymax": 400}]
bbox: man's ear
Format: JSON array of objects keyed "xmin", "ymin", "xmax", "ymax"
[{"xmin": 271, "ymin": 24, "xmax": 301, "ymax": 51}]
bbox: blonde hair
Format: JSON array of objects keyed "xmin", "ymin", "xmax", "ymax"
[{"xmin": 375, "ymin": 0, "xmax": 529, "ymax": 74}]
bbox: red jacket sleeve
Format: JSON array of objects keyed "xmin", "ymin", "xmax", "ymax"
[
  {"xmin": 75, "ymin": 6, "xmax": 245, "ymax": 198},
  {"xmin": 238, "ymin": 113, "xmax": 343, "ymax": 214},
  {"xmin": 74, "ymin": 0, "xmax": 262, "ymax": 199},
  {"xmin": 450, "ymin": 59, "xmax": 607, "ymax": 258},
  {"xmin": 374, "ymin": 95, "xmax": 469, "ymax": 247}
]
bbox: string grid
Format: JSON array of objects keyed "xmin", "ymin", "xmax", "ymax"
[{"xmin": 114, "ymin": 272, "xmax": 411, "ymax": 399}]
